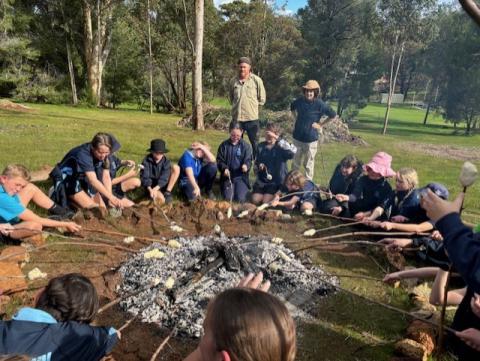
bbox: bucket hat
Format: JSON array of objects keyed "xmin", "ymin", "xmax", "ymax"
[{"xmin": 363, "ymin": 152, "xmax": 395, "ymax": 178}]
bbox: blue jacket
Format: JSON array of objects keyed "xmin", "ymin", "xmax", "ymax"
[
  {"xmin": 216, "ymin": 139, "xmax": 252, "ymax": 183},
  {"xmin": 256, "ymin": 139, "xmax": 296, "ymax": 186},
  {"xmin": 291, "ymin": 97, "xmax": 336, "ymax": 143},
  {"xmin": 0, "ymin": 308, "xmax": 118, "ymax": 361}
]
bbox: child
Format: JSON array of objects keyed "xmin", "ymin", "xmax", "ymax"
[
  {"xmin": 184, "ymin": 274, "xmax": 296, "ymax": 361},
  {"xmin": 0, "ymin": 164, "xmax": 81, "ymax": 242},
  {"xmin": 421, "ymin": 190, "xmax": 480, "ymax": 359},
  {"xmin": 178, "ymin": 142, "xmax": 217, "ymax": 201},
  {"xmin": 290, "ymin": 80, "xmax": 337, "ymax": 181},
  {"xmin": 217, "ymin": 123, "xmax": 253, "ymax": 203},
  {"xmin": 372, "ymin": 183, "xmax": 449, "ymax": 233},
  {"xmin": 50, "ymin": 133, "xmax": 132, "ymax": 211},
  {"xmin": 0, "ymin": 273, "xmax": 119, "ymax": 360},
  {"xmin": 335, "ymin": 151, "xmax": 394, "ymax": 221},
  {"xmin": 251, "ymin": 122, "xmax": 296, "ymax": 205},
  {"xmin": 270, "ymin": 170, "xmax": 320, "ymax": 214},
  {"xmin": 322, "ymin": 155, "xmax": 363, "ymax": 216},
  {"xmin": 101, "ymin": 135, "xmax": 139, "ymax": 207},
  {"xmin": 140, "ymin": 139, "xmax": 180, "ymax": 204}
]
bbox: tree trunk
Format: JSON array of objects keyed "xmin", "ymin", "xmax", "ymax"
[
  {"xmin": 382, "ymin": 39, "xmax": 405, "ymax": 135},
  {"xmin": 82, "ymin": 0, "xmax": 113, "ymax": 107},
  {"xmin": 423, "ymin": 103, "xmax": 431, "ymax": 125},
  {"xmin": 147, "ymin": 0, "xmax": 153, "ymax": 115},
  {"xmin": 66, "ymin": 37, "xmax": 78, "ymax": 105},
  {"xmin": 192, "ymin": 0, "xmax": 204, "ymax": 130}
]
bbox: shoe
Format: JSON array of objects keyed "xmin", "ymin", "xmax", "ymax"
[
  {"xmin": 207, "ymin": 190, "xmax": 216, "ymax": 200},
  {"xmin": 164, "ymin": 191, "xmax": 173, "ymax": 204},
  {"xmin": 48, "ymin": 204, "xmax": 75, "ymax": 220}
]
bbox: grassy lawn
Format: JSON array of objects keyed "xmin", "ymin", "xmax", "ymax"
[{"xmin": 0, "ymin": 101, "xmax": 477, "ymax": 360}]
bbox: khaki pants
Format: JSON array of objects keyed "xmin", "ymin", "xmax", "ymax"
[{"xmin": 292, "ymin": 139, "xmax": 318, "ymax": 180}]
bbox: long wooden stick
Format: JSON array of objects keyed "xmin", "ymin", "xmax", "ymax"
[
  {"xmin": 82, "ymin": 228, "xmax": 167, "ymax": 245},
  {"xmin": 277, "ymin": 189, "xmax": 331, "ymax": 201},
  {"xmin": 150, "ymin": 328, "xmax": 176, "ymax": 361}
]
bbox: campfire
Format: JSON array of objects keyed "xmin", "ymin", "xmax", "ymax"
[{"xmin": 118, "ymin": 234, "xmax": 338, "ymax": 337}]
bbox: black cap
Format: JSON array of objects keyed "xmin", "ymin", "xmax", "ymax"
[{"xmin": 147, "ymin": 139, "xmax": 169, "ymax": 153}]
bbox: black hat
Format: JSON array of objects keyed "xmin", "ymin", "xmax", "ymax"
[{"xmin": 147, "ymin": 139, "xmax": 169, "ymax": 153}]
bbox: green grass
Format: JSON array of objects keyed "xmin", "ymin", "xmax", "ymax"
[{"xmin": 0, "ymin": 101, "xmax": 478, "ymax": 360}]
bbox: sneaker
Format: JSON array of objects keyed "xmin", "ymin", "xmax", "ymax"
[
  {"xmin": 48, "ymin": 204, "xmax": 75, "ymax": 220},
  {"xmin": 164, "ymin": 191, "xmax": 173, "ymax": 204},
  {"xmin": 207, "ymin": 190, "xmax": 216, "ymax": 200}
]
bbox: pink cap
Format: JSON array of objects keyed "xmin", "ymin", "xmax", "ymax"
[{"xmin": 363, "ymin": 152, "xmax": 395, "ymax": 177}]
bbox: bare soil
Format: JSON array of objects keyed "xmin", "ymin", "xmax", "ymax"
[
  {"xmin": 0, "ymin": 99, "xmax": 32, "ymax": 112},
  {"xmin": 398, "ymin": 141, "xmax": 480, "ymax": 161}
]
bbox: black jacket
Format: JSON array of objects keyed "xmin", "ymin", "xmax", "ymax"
[
  {"xmin": 329, "ymin": 162, "xmax": 363, "ymax": 195},
  {"xmin": 140, "ymin": 154, "xmax": 172, "ymax": 189},
  {"xmin": 256, "ymin": 139, "xmax": 296, "ymax": 186},
  {"xmin": 216, "ymin": 139, "xmax": 252, "ymax": 184}
]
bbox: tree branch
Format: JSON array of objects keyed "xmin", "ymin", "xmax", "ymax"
[{"xmin": 459, "ymin": 0, "xmax": 480, "ymax": 27}]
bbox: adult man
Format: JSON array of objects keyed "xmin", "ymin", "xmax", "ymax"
[
  {"xmin": 229, "ymin": 57, "xmax": 266, "ymax": 159},
  {"xmin": 290, "ymin": 80, "xmax": 337, "ymax": 181}
]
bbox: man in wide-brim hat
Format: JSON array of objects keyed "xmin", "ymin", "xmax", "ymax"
[{"xmin": 290, "ymin": 80, "xmax": 337, "ymax": 181}]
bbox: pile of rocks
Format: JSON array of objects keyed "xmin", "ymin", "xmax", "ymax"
[{"xmin": 118, "ymin": 234, "xmax": 337, "ymax": 337}]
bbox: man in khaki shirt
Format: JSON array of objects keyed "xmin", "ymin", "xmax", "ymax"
[{"xmin": 229, "ymin": 57, "xmax": 266, "ymax": 159}]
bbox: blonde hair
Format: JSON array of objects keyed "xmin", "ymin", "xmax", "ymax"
[
  {"xmin": 1, "ymin": 164, "xmax": 31, "ymax": 181},
  {"xmin": 396, "ymin": 168, "xmax": 418, "ymax": 189},
  {"xmin": 207, "ymin": 288, "xmax": 296, "ymax": 361},
  {"xmin": 285, "ymin": 170, "xmax": 307, "ymax": 189}
]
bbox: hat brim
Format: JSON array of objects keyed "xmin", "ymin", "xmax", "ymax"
[
  {"xmin": 363, "ymin": 163, "xmax": 395, "ymax": 178},
  {"xmin": 147, "ymin": 148, "xmax": 169, "ymax": 153},
  {"xmin": 302, "ymin": 86, "xmax": 319, "ymax": 90}
]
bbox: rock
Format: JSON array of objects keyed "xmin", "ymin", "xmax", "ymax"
[
  {"xmin": 303, "ymin": 229, "xmax": 316, "ymax": 237},
  {"xmin": 394, "ymin": 339, "xmax": 428, "ymax": 361},
  {"xmin": 406, "ymin": 320, "xmax": 436, "ymax": 355},
  {"xmin": 0, "ymin": 262, "xmax": 27, "ymax": 293},
  {"xmin": 203, "ymin": 199, "xmax": 217, "ymax": 210},
  {"xmin": 102, "ymin": 269, "xmax": 122, "ymax": 300},
  {"xmin": 0, "ymin": 246, "xmax": 29, "ymax": 265},
  {"xmin": 144, "ymin": 249, "xmax": 165, "ymax": 259}
]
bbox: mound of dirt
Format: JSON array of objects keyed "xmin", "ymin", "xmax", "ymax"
[
  {"xmin": 178, "ymin": 104, "xmax": 367, "ymax": 145},
  {"xmin": 0, "ymin": 99, "xmax": 32, "ymax": 112},
  {"xmin": 397, "ymin": 141, "xmax": 480, "ymax": 162}
]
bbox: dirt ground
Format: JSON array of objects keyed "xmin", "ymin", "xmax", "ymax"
[
  {"xmin": 0, "ymin": 201, "xmax": 412, "ymax": 361},
  {"xmin": 398, "ymin": 141, "xmax": 480, "ymax": 161}
]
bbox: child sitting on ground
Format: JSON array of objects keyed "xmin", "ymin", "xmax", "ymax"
[
  {"xmin": 184, "ymin": 272, "xmax": 296, "ymax": 361},
  {"xmin": 371, "ymin": 182, "xmax": 449, "ymax": 233},
  {"xmin": 335, "ymin": 151, "xmax": 394, "ymax": 221},
  {"xmin": 251, "ymin": 123, "xmax": 297, "ymax": 205},
  {"xmin": 0, "ymin": 273, "xmax": 119, "ymax": 360},
  {"xmin": 178, "ymin": 142, "xmax": 217, "ymax": 201},
  {"xmin": 140, "ymin": 139, "xmax": 180, "ymax": 204},
  {"xmin": 101, "ymin": 135, "xmax": 141, "ymax": 205},
  {"xmin": 0, "ymin": 164, "xmax": 81, "ymax": 243},
  {"xmin": 216, "ymin": 123, "xmax": 253, "ymax": 203},
  {"xmin": 322, "ymin": 155, "xmax": 363, "ymax": 217},
  {"xmin": 270, "ymin": 170, "xmax": 320, "ymax": 215}
]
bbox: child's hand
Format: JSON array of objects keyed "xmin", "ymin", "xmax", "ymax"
[
  {"xmin": 193, "ymin": 186, "xmax": 201, "ymax": 198},
  {"xmin": 64, "ymin": 222, "xmax": 82, "ymax": 233},
  {"xmin": 354, "ymin": 212, "xmax": 366, "ymax": 220},
  {"xmin": 265, "ymin": 130, "xmax": 278, "ymax": 140},
  {"xmin": 364, "ymin": 220, "xmax": 381, "ymax": 228},
  {"xmin": 378, "ymin": 238, "xmax": 412, "ymax": 252},
  {"xmin": 311, "ymin": 122, "xmax": 322, "ymax": 130},
  {"xmin": 420, "ymin": 189, "xmax": 464, "ymax": 222},
  {"xmin": 380, "ymin": 222, "xmax": 394, "ymax": 231},
  {"xmin": 258, "ymin": 163, "xmax": 266, "ymax": 171},
  {"xmin": 471, "ymin": 293, "xmax": 480, "ymax": 319},
  {"xmin": 0, "ymin": 223, "xmax": 14, "ymax": 235},
  {"xmin": 391, "ymin": 215, "xmax": 408, "ymax": 223},
  {"xmin": 431, "ymin": 230, "xmax": 444, "ymax": 241},
  {"xmin": 238, "ymin": 272, "xmax": 271, "ymax": 292},
  {"xmin": 241, "ymin": 164, "xmax": 248, "ymax": 173},
  {"xmin": 119, "ymin": 198, "xmax": 134, "ymax": 208},
  {"xmin": 335, "ymin": 194, "xmax": 349, "ymax": 202},
  {"xmin": 455, "ymin": 328, "xmax": 480, "ymax": 352},
  {"xmin": 331, "ymin": 206, "xmax": 342, "ymax": 216},
  {"xmin": 383, "ymin": 272, "xmax": 402, "ymax": 284},
  {"xmin": 224, "ymin": 169, "xmax": 230, "ymax": 178},
  {"xmin": 116, "ymin": 330, "xmax": 122, "ymax": 340},
  {"xmin": 125, "ymin": 160, "xmax": 136, "ymax": 168}
]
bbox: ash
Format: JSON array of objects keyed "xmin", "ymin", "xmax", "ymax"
[{"xmin": 118, "ymin": 234, "xmax": 338, "ymax": 338}]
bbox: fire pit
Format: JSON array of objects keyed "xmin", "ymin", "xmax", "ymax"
[{"xmin": 118, "ymin": 234, "xmax": 338, "ymax": 337}]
